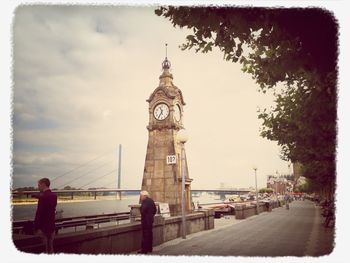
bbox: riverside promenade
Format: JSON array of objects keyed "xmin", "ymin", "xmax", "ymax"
[{"xmin": 152, "ymin": 200, "xmax": 334, "ymax": 256}]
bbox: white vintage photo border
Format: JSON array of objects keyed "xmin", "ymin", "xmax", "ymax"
[{"xmin": 1, "ymin": 1, "xmax": 349, "ymax": 262}]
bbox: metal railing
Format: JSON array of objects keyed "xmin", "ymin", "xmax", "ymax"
[
  {"xmin": 13, "ymin": 212, "xmax": 130, "ymax": 234},
  {"xmin": 12, "ymin": 189, "xmax": 141, "ymax": 200}
]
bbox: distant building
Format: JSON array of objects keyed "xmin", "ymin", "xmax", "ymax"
[{"xmin": 267, "ymin": 174, "xmax": 294, "ymax": 194}]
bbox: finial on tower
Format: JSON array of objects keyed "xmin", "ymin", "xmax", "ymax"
[{"xmin": 162, "ymin": 43, "xmax": 171, "ymax": 70}]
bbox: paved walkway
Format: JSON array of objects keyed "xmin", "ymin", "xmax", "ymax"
[{"xmin": 152, "ymin": 200, "xmax": 334, "ymax": 257}]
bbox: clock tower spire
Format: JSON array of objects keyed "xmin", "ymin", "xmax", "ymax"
[
  {"xmin": 158, "ymin": 44, "xmax": 174, "ymax": 88},
  {"xmin": 141, "ymin": 46, "xmax": 193, "ymax": 215}
]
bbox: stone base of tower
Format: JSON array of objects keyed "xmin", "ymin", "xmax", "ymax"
[
  {"xmin": 169, "ymin": 204, "xmax": 181, "ymax": 216},
  {"xmin": 140, "ymin": 188, "xmax": 191, "ymax": 216},
  {"xmin": 141, "ymin": 128, "xmax": 192, "ymax": 216}
]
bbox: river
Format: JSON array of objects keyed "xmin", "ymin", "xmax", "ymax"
[{"xmin": 12, "ymin": 193, "xmax": 222, "ymax": 221}]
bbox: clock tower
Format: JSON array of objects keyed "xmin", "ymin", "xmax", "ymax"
[{"xmin": 141, "ymin": 53, "xmax": 193, "ymax": 215}]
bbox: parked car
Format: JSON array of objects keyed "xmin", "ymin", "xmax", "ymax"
[
  {"xmin": 240, "ymin": 194, "xmax": 249, "ymax": 201},
  {"xmin": 227, "ymin": 195, "xmax": 242, "ymax": 202},
  {"xmin": 248, "ymin": 195, "xmax": 256, "ymax": 201}
]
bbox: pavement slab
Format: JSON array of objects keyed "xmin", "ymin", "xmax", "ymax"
[{"xmin": 152, "ymin": 200, "xmax": 334, "ymax": 257}]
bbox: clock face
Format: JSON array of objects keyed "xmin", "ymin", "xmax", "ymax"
[
  {"xmin": 174, "ymin": 104, "xmax": 181, "ymax": 122},
  {"xmin": 154, "ymin": 103, "xmax": 169, "ymax": 120}
]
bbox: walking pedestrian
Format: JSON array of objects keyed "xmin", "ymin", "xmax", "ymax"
[
  {"xmin": 284, "ymin": 193, "xmax": 290, "ymax": 210},
  {"xmin": 33, "ymin": 178, "xmax": 57, "ymax": 254},
  {"xmin": 138, "ymin": 190, "xmax": 157, "ymax": 254}
]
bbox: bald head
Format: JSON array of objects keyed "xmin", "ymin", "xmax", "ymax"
[
  {"xmin": 140, "ymin": 190, "xmax": 149, "ymax": 196},
  {"xmin": 140, "ymin": 190, "xmax": 149, "ymax": 202}
]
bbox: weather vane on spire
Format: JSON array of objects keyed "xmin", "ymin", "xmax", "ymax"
[{"xmin": 162, "ymin": 43, "xmax": 171, "ymax": 70}]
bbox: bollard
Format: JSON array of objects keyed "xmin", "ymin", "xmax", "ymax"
[{"xmin": 235, "ymin": 204, "xmax": 245, "ymax": 220}]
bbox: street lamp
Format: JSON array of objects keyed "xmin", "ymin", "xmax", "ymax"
[
  {"xmin": 177, "ymin": 129, "xmax": 188, "ymax": 239},
  {"xmin": 275, "ymin": 170, "xmax": 279, "ymax": 200},
  {"xmin": 253, "ymin": 166, "xmax": 259, "ymax": 214}
]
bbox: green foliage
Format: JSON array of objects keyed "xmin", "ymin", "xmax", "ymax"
[
  {"xmin": 14, "ymin": 186, "xmax": 37, "ymax": 191},
  {"xmin": 155, "ymin": 7, "xmax": 337, "ymax": 194},
  {"xmin": 156, "ymin": 7, "xmax": 337, "ymax": 89},
  {"xmin": 259, "ymin": 188, "xmax": 274, "ymax": 193},
  {"xmin": 295, "ymin": 178, "xmax": 310, "ymax": 193},
  {"xmin": 63, "ymin": 185, "xmax": 76, "ymax": 190}
]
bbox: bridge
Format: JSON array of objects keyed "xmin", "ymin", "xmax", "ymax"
[{"xmin": 12, "ymin": 188, "xmax": 251, "ymax": 200}]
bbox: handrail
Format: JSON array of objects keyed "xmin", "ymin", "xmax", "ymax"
[
  {"xmin": 12, "ymin": 212, "xmax": 131, "ymax": 233},
  {"xmin": 13, "ymin": 211, "xmax": 129, "ymax": 224},
  {"xmin": 12, "ymin": 189, "xmax": 141, "ymax": 194}
]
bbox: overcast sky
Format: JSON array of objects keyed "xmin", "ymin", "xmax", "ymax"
[{"xmin": 12, "ymin": 5, "xmax": 292, "ymax": 190}]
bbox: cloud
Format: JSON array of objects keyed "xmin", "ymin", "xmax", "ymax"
[{"xmin": 12, "ymin": 6, "xmax": 289, "ymax": 189}]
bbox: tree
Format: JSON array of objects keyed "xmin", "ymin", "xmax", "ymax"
[
  {"xmin": 155, "ymin": 7, "xmax": 336, "ymax": 88},
  {"xmin": 258, "ymin": 74, "xmax": 336, "ymax": 195},
  {"xmin": 15, "ymin": 186, "xmax": 37, "ymax": 191},
  {"xmin": 295, "ymin": 178, "xmax": 310, "ymax": 193},
  {"xmin": 155, "ymin": 7, "xmax": 337, "ymax": 195},
  {"xmin": 63, "ymin": 185, "xmax": 75, "ymax": 190},
  {"xmin": 259, "ymin": 188, "xmax": 274, "ymax": 194}
]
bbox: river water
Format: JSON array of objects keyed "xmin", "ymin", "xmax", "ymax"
[{"xmin": 12, "ymin": 193, "xmax": 222, "ymax": 221}]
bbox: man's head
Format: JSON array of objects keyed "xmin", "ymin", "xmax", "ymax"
[
  {"xmin": 140, "ymin": 190, "xmax": 149, "ymax": 202},
  {"xmin": 38, "ymin": 178, "xmax": 50, "ymax": 192}
]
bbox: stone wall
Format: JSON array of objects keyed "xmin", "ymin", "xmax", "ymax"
[
  {"xmin": 235, "ymin": 201, "xmax": 284, "ymax": 220},
  {"xmin": 13, "ymin": 209, "xmax": 214, "ymax": 254}
]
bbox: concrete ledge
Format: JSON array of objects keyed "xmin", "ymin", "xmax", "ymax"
[
  {"xmin": 13, "ymin": 210, "xmax": 215, "ymax": 254},
  {"xmin": 235, "ymin": 200, "xmax": 282, "ymax": 220}
]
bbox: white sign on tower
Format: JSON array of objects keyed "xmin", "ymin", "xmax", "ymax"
[{"xmin": 166, "ymin": 155, "xmax": 177, "ymax": 164}]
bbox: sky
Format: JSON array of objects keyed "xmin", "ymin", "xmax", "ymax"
[{"xmin": 12, "ymin": 5, "xmax": 298, "ymax": 190}]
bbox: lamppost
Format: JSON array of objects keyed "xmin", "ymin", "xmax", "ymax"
[
  {"xmin": 177, "ymin": 129, "xmax": 188, "ymax": 239},
  {"xmin": 288, "ymin": 162, "xmax": 294, "ymax": 192},
  {"xmin": 275, "ymin": 170, "xmax": 279, "ymax": 200},
  {"xmin": 253, "ymin": 166, "xmax": 259, "ymax": 214}
]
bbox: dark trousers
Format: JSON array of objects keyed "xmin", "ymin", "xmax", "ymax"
[
  {"xmin": 141, "ymin": 226, "xmax": 153, "ymax": 253},
  {"xmin": 38, "ymin": 230, "xmax": 54, "ymax": 254}
]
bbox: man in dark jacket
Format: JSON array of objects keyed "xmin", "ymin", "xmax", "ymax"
[
  {"xmin": 139, "ymin": 190, "xmax": 157, "ymax": 254},
  {"xmin": 33, "ymin": 178, "xmax": 57, "ymax": 254}
]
